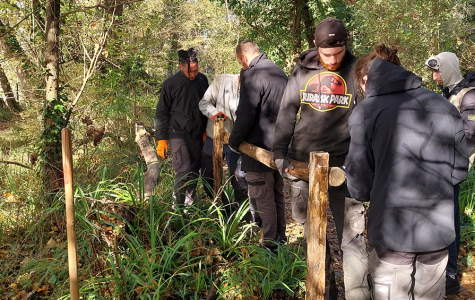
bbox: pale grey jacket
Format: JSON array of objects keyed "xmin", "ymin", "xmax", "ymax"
[{"xmin": 199, "ymin": 74, "xmax": 239, "ymax": 139}]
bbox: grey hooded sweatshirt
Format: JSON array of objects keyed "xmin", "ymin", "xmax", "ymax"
[
  {"xmin": 428, "ymin": 52, "xmax": 475, "ymax": 155},
  {"xmin": 346, "ymin": 58, "xmax": 468, "ymax": 252},
  {"xmin": 199, "ymin": 74, "xmax": 240, "ymax": 139}
]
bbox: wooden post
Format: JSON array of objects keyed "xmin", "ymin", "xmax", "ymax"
[
  {"xmin": 61, "ymin": 128, "xmax": 80, "ymax": 300},
  {"xmin": 306, "ymin": 152, "xmax": 329, "ymax": 300},
  {"xmin": 213, "ymin": 118, "xmax": 224, "ymax": 204}
]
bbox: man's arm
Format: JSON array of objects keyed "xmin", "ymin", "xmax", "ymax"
[
  {"xmin": 346, "ymin": 107, "xmax": 374, "ymax": 202},
  {"xmin": 154, "ymin": 82, "xmax": 172, "ymax": 141},
  {"xmin": 228, "ymin": 73, "xmax": 260, "ymax": 149},
  {"xmin": 452, "ymin": 110, "xmax": 469, "ymax": 185},
  {"xmin": 199, "ymin": 75, "xmax": 220, "ymax": 118},
  {"xmin": 272, "ymin": 77, "xmax": 301, "ymax": 159},
  {"xmin": 460, "ymin": 90, "xmax": 475, "ymax": 154}
]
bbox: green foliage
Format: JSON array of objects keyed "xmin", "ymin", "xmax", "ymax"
[{"xmin": 351, "ymin": 0, "xmax": 475, "ymax": 89}]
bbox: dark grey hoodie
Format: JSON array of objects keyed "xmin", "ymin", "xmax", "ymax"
[
  {"xmin": 273, "ymin": 48, "xmax": 359, "ymax": 166},
  {"xmin": 346, "ymin": 58, "xmax": 468, "ymax": 252}
]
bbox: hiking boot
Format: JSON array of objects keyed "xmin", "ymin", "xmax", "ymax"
[{"xmin": 446, "ymin": 274, "xmax": 462, "ymax": 295}]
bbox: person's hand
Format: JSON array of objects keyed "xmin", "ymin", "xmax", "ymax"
[
  {"xmin": 275, "ymin": 158, "xmax": 298, "ymax": 181},
  {"xmin": 156, "ymin": 140, "xmax": 168, "ymax": 159},
  {"xmin": 211, "ymin": 112, "xmax": 227, "ymax": 121},
  {"xmin": 228, "ymin": 143, "xmax": 241, "ymax": 154},
  {"xmin": 203, "ymin": 132, "xmax": 207, "ymax": 142}
]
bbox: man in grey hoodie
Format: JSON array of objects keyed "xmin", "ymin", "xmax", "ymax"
[{"xmin": 426, "ymin": 52, "xmax": 475, "ymax": 294}]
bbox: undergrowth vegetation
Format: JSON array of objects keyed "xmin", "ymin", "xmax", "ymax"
[{"xmin": 0, "ymin": 162, "xmax": 307, "ymax": 299}]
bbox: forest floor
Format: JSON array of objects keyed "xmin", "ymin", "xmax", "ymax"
[{"xmin": 282, "ymin": 180, "xmax": 475, "ymax": 300}]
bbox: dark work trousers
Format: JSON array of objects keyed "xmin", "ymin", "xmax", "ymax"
[
  {"xmin": 368, "ymin": 247, "xmax": 447, "ymax": 300},
  {"xmin": 447, "ymin": 184, "xmax": 461, "ymax": 277},
  {"xmin": 290, "ymin": 180, "xmax": 370, "ymax": 300},
  {"xmin": 201, "ymin": 137, "xmax": 249, "ymax": 212},
  {"xmin": 246, "ymin": 170, "xmax": 287, "ymax": 249},
  {"xmin": 169, "ymin": 138, "xmax": 202, "ymax": 206}
]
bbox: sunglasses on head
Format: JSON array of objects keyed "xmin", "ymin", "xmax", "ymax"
[{"xmin": 426, "ymin": 59, "xmax": 439, "ymax": 70}]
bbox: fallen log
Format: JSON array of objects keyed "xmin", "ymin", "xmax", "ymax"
[
  {"xmin": 135, "ymin": 122, "xmax": 161, "ymax": 199},
  {"xmin": 223, "ymin": 133, "xmax": 345, "ymax": 186}
]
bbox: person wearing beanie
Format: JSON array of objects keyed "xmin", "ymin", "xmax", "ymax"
[
  {"xmin": 272, "ymin": 17, "xmax": 370, "ymax": 300},
  {"xmin": 426, "ymin": 52, "xmax": 475, "ymax": 295}
]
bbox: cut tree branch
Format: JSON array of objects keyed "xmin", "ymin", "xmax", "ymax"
[{"xmin": 0, "ymin": 160, "xmax": 32, "ymax": 169}]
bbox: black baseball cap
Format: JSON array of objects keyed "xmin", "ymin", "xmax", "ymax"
[{"xmin": 314, "ymin": 17, "xmax": 348, "ymax": 48}]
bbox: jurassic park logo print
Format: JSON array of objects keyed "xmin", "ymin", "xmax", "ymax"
[{"xmin": 300, "ymin": 72, "xmax": 352, "ymax": 112}]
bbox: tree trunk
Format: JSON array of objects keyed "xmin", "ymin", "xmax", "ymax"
[
  {"xmin": 301, "ymin": 0, "xmax": 315, "ymax": 49},
  {"xmin": 0, "ymin": 19, "xmax": 38, "ymax": 101},
  {"xmin": 290, "ymin": 0, "xmax": 303, "ymax": 61},
  {"xmin": 42, "ymin": 0, "xmax": 63, "ymax": 200},
  {"xmin": 0, "ymin": 63, "xmax": 21, "ymax": 111}
]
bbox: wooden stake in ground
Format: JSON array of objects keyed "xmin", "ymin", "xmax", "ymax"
[
  {"xmin": 61, "ymin": 128, "xmax": 80, "ymax": 300},
  {"xmin": 213, "ymin": 118, "xmax": 224, "ymax": 204},
  {"xmin": 223, "ymin": 133, "xmax": 345, "ymax": 186},
  {"xmin": 306, "ymin": 152, "xmax": 329, "ymax": 300}
]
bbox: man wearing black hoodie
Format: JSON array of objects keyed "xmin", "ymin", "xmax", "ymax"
[
  {"xmin": 426, "ymin": 52, "xmax": 475, "ymax": 294},
  {"xmin": 272, "ymin": 18, "xmax": 369, "ymax": 300},
  {"xmin": 228, "ymin": 41, "xmax": 288, "ymax": 251}
]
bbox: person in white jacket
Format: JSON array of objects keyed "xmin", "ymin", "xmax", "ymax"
[{"xmin": 199, "ymin": 74, "xmax": 253, "ymax": 220}]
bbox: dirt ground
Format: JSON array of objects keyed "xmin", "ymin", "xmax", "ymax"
[{"xmin": 282, "ymin": 180, "xmax": 475, "ymax": 300}]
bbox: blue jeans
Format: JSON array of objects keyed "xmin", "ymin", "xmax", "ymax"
[{"xmin": 447, "ymin": 184, "xmax": 461, "ymax": 276}]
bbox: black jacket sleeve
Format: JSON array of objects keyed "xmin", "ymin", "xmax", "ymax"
[
  {"xmin": 452, "ymin": 110, "xmax": 469, "ymax": 185},
  {"xmin": 460, "ymin": 90, "xmax": 475, "ymax": 154},
  {"xmin": 346, "ymin": 107, "xmax": 375, "ymax": 202},
  {"xmin": 228, "ymin": 72, "xmax": 261, "ymax": 149},
  {"xmin": 272, "ymin": 77, "xmax": 300, "ymax": 159},
  {"xmin": 154, "ymin": 82, "xmax": 172, "ymax": 141}
]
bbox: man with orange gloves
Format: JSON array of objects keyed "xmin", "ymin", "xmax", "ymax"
[{"xmin": 154, "ymin": 48, "xmax": 209, "ymax": 207}]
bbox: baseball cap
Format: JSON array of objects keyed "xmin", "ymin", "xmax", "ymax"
[{"xmin": 314, "ymin": 17, "xmax": 348, "ymax": 48}]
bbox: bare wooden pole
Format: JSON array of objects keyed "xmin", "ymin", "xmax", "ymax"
[
  {"xmin": 213, "ymin": 118, "xmax": 224, "ymax": 204},
  {"xmin": 306, "ymin": 152, "xmax": 329, "ymax": 300},
  {"xmin": 223, "ymin": 133, "xmax": 345, "ymax": 186},
  {"xmin": 61, "ymin": 128, "xmax": 80, "ymax": 300}
]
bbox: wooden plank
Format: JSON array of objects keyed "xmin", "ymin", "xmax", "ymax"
[
  {"xmin": 61, "ymin": 128, "xmax": 80, "ymax": 300},
  {"xmin": 223, "ymin": 133, "xmax": 345, "ymax": 186},
  {"xmin": 213, "ymin": 119, "xmax": 224, "ymax": 204},
  {"xmin": 306, "ymin": 152, "xmax": 329, "ymax": 300}
]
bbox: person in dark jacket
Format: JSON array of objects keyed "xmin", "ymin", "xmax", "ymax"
[
  {"xmin": 154, "ymin": 48, "xmax": 209, "ymax": 207},
  {"xmin": 272, "ymin": 17, "xmax": 369, "ymax": 300},
  {"xmin": 347, "ymin": 44, "xmax": 468, "ymax": 300},
  {"xmin": 425, "ymin": 51, "xmax": 475, "ymax": 294},
  {"xmin": 228, "ymin": 41, "xmax": 288, "ymax": 250}
]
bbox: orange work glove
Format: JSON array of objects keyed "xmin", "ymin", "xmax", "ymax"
[
  {"xmin": 203, "ymin": 132, "xmax": 207, "ymax": 142},
  {"xmin": 211, "ymin": 112, "xmax": 227, "ymax": 121},
  {"xmin": 156, "ymin": 140, "xmax": 168, "ymax": 159}
]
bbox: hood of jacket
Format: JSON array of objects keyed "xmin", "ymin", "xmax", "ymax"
[
  {"xmin": 295, "ymin": 48, "xmax": 355, "ymax": 71},
  {"xmin": 428, "ymin": 52, "xmax": 464, "ymax": 92},
  {"xmin": 365, "ymin": 58, "xmax": 422, "ymax": 98}
]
